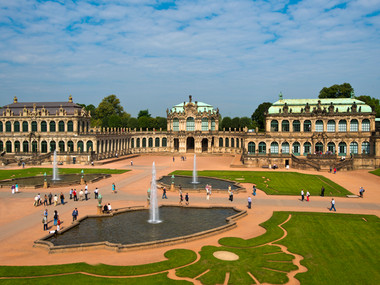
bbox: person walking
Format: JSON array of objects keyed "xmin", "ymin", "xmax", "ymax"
[
  {"xmin": 57, "ymin": 219, "xmax": 61, "ymax": 231},
  {"xmin": 247, "ymin": 196, "xmax": 252, "ymax": 209},
  {"xmin": 94, "ymin": 188, "xmax": 99, "ymax": 199},
  {"xmin": 85, "ymin": 188, "xmax": 88, "ymax": 200},
  {"xmin": 301, "ymin": 189, "xmax": 304, "ymax": 201},
  {"xmin": 162, "ymin": 187, "xmax": 167, "ymax": 199},
  {"xmin": 54, "ymin": 194, "xmax": 58, "ymax": 206},
  {"xmin": 43, "ymin": 194, "xmax": 48, "ymax": 206},
  {"xmin": 179, "ymin": 192, "xmax": 183, "ymax": 205},
  {"xmin": 60, "ymin": 192, "xmax": 65, "ymax": 205},
  {"xmin": 53, "ymin": 210, "xmax": 58, "ymax": 226},
  {"xmin": 112, "ymin": 183, "xmax": 116, "ymax": 194},
  {"xmin": 48, "ymin": 192, "xmax": 53, "ymax": 205},
  {"xmin": 73, "ymin": 189, "xmax": 78, "ymax": 201},
  {"xmin": 329, "ymin": 198, "xmax": 336, "ymax": 211},
  {"xmin": 69, "ymin": 189, "xmax": 73, "ymax": 200},
  {"xmin": 185, "ymin": 193, "xmax": 189, "ymax": 205},
  {"xmin": 79, "ymin": 189, "xmax": 84, "ymax": 201},
  {"xmin": 72, "ymin": 208, "xmax": 78, "ymax": 222},
  {"xmin": 15, "ymin": 183, "xmax": 19, "ymax": 193},
  {"xmin": 252, "ymin": 185, "xmax": 256, "ymax": 196},
  {"xmin": 359, "ymin": 187, "xmax": 365, "ymax": 198},
  {"xmin": 306, "ymin": 191, "xmax": 310, "ymax": 202},
  {"xmin": 11, "ymin": 185, "xmax": 15, "ymax": 194},
  {"xmin": 320, "ymin": 186, "xmax": 325, "ymax": 197},
  {"xmin": 42, "ymin": 215, "xmax": 48, "ymax": 231},
  {"xmin": 229, "ymin": 190, "xmax": 234, "ymax": 202},
  {"xmin": 333, "ymin": 167, "xmax": 337, "ymax": 174}
]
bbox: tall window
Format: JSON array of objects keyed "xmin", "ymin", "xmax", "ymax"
[
  {"xmin": 327, "ymin": 120, "xmax": 335, "ymax": 132},
  {"xmin": 315, "ymin": 120, "xmax": 323, "ymax": 132},
  {"xmin": 225, "ymin": 138, "xmax": 229, "ymax": 147},
  {"xmin": 68, "ymin": 141, "xmax": 74, "ymax": 152},
  {"xmin": 219, "ymin": 138, "xmax": 223, "ymax": 147},
  {"xmin": 293, "ymin": 120, "xmax": 300, "ymax": 132},
  {"xmin": 6, "ymin": 141, "xmax": 12, "ymax": 152},
  {"xmin": 315, "ymin": 142, "xmax": 323, "ymax": 153},
  {"xmin": 142, "ymin": 138, "xmax": 146, "ymax": 148},
  {"xmin": 282, "ymin": 120, "xmax": 289, "ymax": 132},
  {"xmin": 5, "ymin": 121, "xmax": 11, "ymax": 132},
  {"xmin": 304, "ymin": 142, "xmax": 311, "ymax": 155},
  {"xmin": 248, "ymin": 142, "xmax": 255, "ymax": 154},
  {"xmin": 271, "ymin": 120, "xmax": 278, "ymax": 132},
  {"xmin": 31, "ymin": 121, "xmax": 37, "ymax": 132},
  {"xmin": 327, "ymin": 142, "xmax": 335, "ymax": 153},
  {"xmin": 338, "ymin": 120, "xmax": 347, "ymax": 132},
  {"xmin": 50, "ymin": 141, "xmax": 56, "ymax": 152},
  {"xmin": 350, "ymin": 142, "xmax": 358, "ymax": 154},
  {"xmin": 131, "ymin": 138, "xmax": 135, "ymax": 148},
  {"xmin": 58, "ymin": 121, "xmax": 65, "ymax": 132},
  {"xmin": 231, "ymin": 138, "xmax": 235, "ymax": 148},
  {"xmin": 67, "ymin": 121, "xmax": 73, "ymax": 132},
  {"xmin": 186, "ymin": 117, "xmax": 195, "ymax": 131},
  {"xmin": 304, "ymin": 120, "xmax": 311, "ymax": 132},
  {"xmin": 282, "ymin": 142, "xmax": 290, "ymax": 154},
  {"xmin": 32, "ymin": 141, "xmax": 38, "ymax": 153},
  {"xmin": 0, "ymin": 122, "xmax": 3, "ymax": 132},
  {"xmin": 23, "ymin": 141, "xmax": 29, "ymax": 153},
  {"xmin": 41, "ymin": 141, "xmax": 48, "ymax": 153},
  {"xmin": 292, "ymin": 142, "xmax": 300, "ymax": 155},
  {"xmin": 148, "ymin": 138, "xmax": 153, "ymax": 147},
  {"xmin": 362, "ymin": 119, "xmax": 370, "ymax": 132},
  {"xmin": 22, "ymin": 121, "xmax": 28, "ymax": 132},
  {"xmin": 155, "ymin": 138, "xmax": 160, "ymax": 147},
  {"xmin": 258, "ymin": 142, "xmax": 266, "ymax": 154},
  {"xmin": 86, "ymin": 141, "xmax": 93, "ymax": 152},
  {"xmin": 201, "ymin": 118, "xmax": 208, "ymax": 131},
  {"xmin": 50, "ymin": 121, "xmax": 56, "ymax": 132},
  {"xmin": 270, "ymin": 142, "xmax": 279, "ymax": 154},
  {"xmin": 59, "ymin": 141, "xmax": 65, "ymax": 152},
  {"xmin": 162, "ymin": 138, "xmax": 167, "ymax": 147},
  {"xmin": 77, "ymin": 141, "xmax": 84, "ymax": 153},
  {"xmin": 211, "ymin": 119, "xmax": 216, "ymax": 131},
  {"xmin": 338, "ymin": 142, "xmax": 346, "ymax": 155},
  {"xmin": 362, "ymin": 141, "xmax": 370, "ymax": 154},
  {"xmin": 14, "ymin": 141, "xmax": 20, "ymax": 152},
  {"xmin": 136, "ymin": 138, "xmax": 140, "ymax": 148},
  {"xmin": 41, "ymin": 121, "xmax": 47, "ymax": 132},
  {"xmin": 350, "ymin": 119, "xmax": 358, "ymax": 132},
  {"xmin": 173, "ymin": 118, "xmax": 179, "ymax": 132},
  {"xmin": 236, "ymin": 138, "xmax": 239, "ymax": 148},
  {"xmin": 0, "ymin": 141, "xmax": 3, "ymax": 151},
  {"xmin": 13, "ymin": 121, "xmax": 20, "ymax": 132}
]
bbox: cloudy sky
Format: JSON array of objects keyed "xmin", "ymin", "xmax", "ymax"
[{"xmin": 0, "ymin": 0, "xmax": 379, "ymax": 117}]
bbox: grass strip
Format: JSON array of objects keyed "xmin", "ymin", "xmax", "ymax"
[
  {"xmin": 171, "ymin": 170, "xmax": 351, "ymax": 196},
  {"xmin": 369, "ymin": 168, "xmax": 380, "ymax": 177}
]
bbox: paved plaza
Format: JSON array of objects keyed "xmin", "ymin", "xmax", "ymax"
[{"xmin": 0, "ymin": 154, "xmax": 379, "ymax": 282}]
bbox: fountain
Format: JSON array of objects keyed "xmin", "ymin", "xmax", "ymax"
[
  {"xmin": 191, "ymin": 154, "xmax": 199, "ymax": 184},
  {"xmin": 148, "ymin": 162, "xmax": 161, "ymax": 224},
  {"xmin": 52, "ymin": 150, "xmax": 60, "ymax": 181}
]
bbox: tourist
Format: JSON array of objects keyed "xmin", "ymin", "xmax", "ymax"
[
  {"xmin": 43, "ymin": 209, "xmax": 48, "ymax": 219},
  {"xmin": 42, "ymin": 215, "xmax": 48, "ymax": 231},
  {"xmin": 333, "ymin": 167, "xmax": 337, "ymax": 174},
  {"xmin": 103, "ymin": 204, "xmax": 108, "ymax": 214},
  {"xmin": 131, "ymin": 160, "xmax": 133, "ymax": 166},
  {"xmin": 79, "ymin": 189, "xmax": 84, "ymax": 201},
  {"xmin": 43, "ymin": 194, "xmax": 48, "ymax": 206},
  {"xmin": 173, "ymin": 156, "xmax": 175, "ymax": 162},
  {"xmin": 72, "ymin": 208, "xmax": 78, "ymax": 222},
  {"xmin": 85, "ymin": 184, "xmax": 88, "ymax": 194},
  {"xmin": 229, "ymin": 190, "xmax": 234, "ymax": 202},
  {"xmin": 162, "ymin": 187, "xmax": 167, "ymax": 199},
  {"xmin": 53, "ymin": 210, "xmax": 59, "ymax": 226},
  {"xmin": 108, "ymin": 203, "xmax": 112, "ymax": 212},
  {"xmin": 37, "ymin": 193, "xmax": 41, "ymax": 205},
  {"xmin": 73, "ymin": 189, "xmax": 78, "ymax": 201},
  {"xmin": 301, "ymin": 189, "xmax": 304, "ymax": 202},
  {"xmin": 48, "ymin": 192, "xmax": 53, "ymax": 205},
  {"xmin": 179, "ymin": 192, "xmax": 183, "ymax": 205},
  {"xmin": 320, "ymin": 186, "xmax": 325, "ymax": 197},
  {"xmin": 306, "ymin": 191, "xmax": 310, "ymax": 202},
  {"xmin": 206, "ymin": 184, "xmax": 210, "ymax": 200},
  {"xmin": 359, "ymin": 187, "xmax": 365, "ymax": 198},
  {"xmin": 329, "ymin": 198, "xmax": 336, "ymax": 211},
  {"xmin": 69, "ymin": 189, "xmax": 73, "ymax": 199},
  {"xmin": 94, "ymin": 188, "xmax": 99, "ymax": 199},
  {"xmin": 11, "ymin": 185, "xmax": 15, "ymax": 194},
  {"xmin": 85, "ymin": 188, "xmax": 88, "ymax": 200},
  {"xmin": 53, "ymin": 194, "xmax": 58, "ymax": 206},
  {"xmin": 57, "ymin": 219, "xmax": 61, "ymax": 231},
  {"xmin": 252, "ymin": 185, "xmax": 256, "ymax": 196},
  {"xmin": 60, "ymin": 192, "xmax": 65, "ymax": 205},
  {"xmin": 185, "ymin": 193, "xmax": 189, "ymax": 205},
  {"xmin": 247, "ymin": 196, "xmax": 252, "ymax": 209},
  {"xmin": 15, "ymin": 183, "xmax": 19, "ymax": 193},
  {"xmin": 112, "ymin": 183, "xmax": 116, "ymax": 194}
]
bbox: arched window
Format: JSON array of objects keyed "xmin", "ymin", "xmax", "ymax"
[
  {"xmin": 362, "ymin": 119, "xmax": 370, "ymax": 132},
  {"xmin": 31, "ymin": 121, "xmax": 37, "ymax": 132},
  {"xmin": 282, "ymin": 142, "xmax": 289, "ymax": 154},
  {"xmin": 136, "ymin": 138, "xmax": 140, "ymax": 148},
  {"xmin": 303, "ymin": 142, "xmax": 311, "ymax": 155},
  {"xmin": 362, "ymin": 141, "xmax": 370, "ymax": 154},
  {"xmin": 293, "ymin": 120, "xmax": 300, "ymax": 132},
  {"xmin": 41, "ymin": 121, "xmax": 47, "ymax": 132},
  {"xmin": 50, "ymin": 141, "xmax": 56, "ymax": 152},
  {"xmin": 0, "ymin": 141, "xmax": 3, "ymax": 152},
  {"xmin": 59, "ymin": 141, "xmax": 65, "ymax": 152},
  {"xmin": 327, "ymin": 120, "xmax": 335, "ymax": 132},
  {"xmin": 236, "ymin": 138, "xmax": 239, "ymax": 148},
  {"xmin": 32, "ymin": 141, "xmax": 38, "ymax": 153},
  {"xmin": 282, "ymin": 120, "xmax": 289, "ymax": 132},
  {"xmin": 67, "ymin": 141, "xmax": 74, "ymax": 152},
  {"xmin": 338, "ymin": 120, "xmax": 347, "ymax": 132},
  {"xmin": 225, "ymin": 138, "xmax": 229, "ymax": 148},
  {"xmin": 211, "ymin": 119, "xmax": 216, "ymax": 131},
  {"xmin": 148, "ymin": 138, "xmax": 153, "ymax": 147},
  {"xmin": 304, "ymin": 120, "xmax": 311, "ymax": 132},
  {"xmin": 77, "ymin": 141, "xmax": 84, "ymax": 153},
  {"xmin": 270, "ymin": 142, "xmax": 279, "ymax": 154},
  {"xmin": 219, "ymin": 138, "xmax": 223, "ymax": 147},
  {"xmin": 201, "ymin": 118, "xmax": 208, "ymax": 131},
  {"xmin": 315, "ymin": 142, "xmax": 323, "ymax": 153},
  {"xmin": 173, "ymin": 118, "xmax": 179, "ymax": 132},
  {"xmin": 14, "ymin": 141, "xmax": 20, "ymax": 153},
  {"xmin": 271, "ymin": 120, "xmax": 278, "ymax": 132},
  {"xmin": 292, "ymin": 142, "xmax": 300, "ymax": 155},
  {"xmin": 14, "ymin": 121, "xmax": 20, "ymax": 132},
  {"xmin": 186, "ymin": 117, "xmax": 195, "ymax": 131},
  {"xmin": 142, "ymin": 138, "xmax": 147, "ymax": 147},
  {"xmin": 58, "ymin": 121, "xmax": 65, "ymax": 132},
  {"xmin": 248, "ymin": 142, "xmax": 255, "ymax": 154},
  {"xmin": 315, "ymin": 120, "xmax": 323, "ymax": 132},
  {"xmin": 131, "ymin": 138, "xmax": 135, "ymax": 148},
  {"xmin": 231, "ymin": 138, "xmax": 235, "ymax": 148},
  {"xmin": 162, "ymin": 137, "xmax": 167, "ymax": 147},
  {"xmin": 22, "ymin": 121, "xmax": 28, "ymax": 132},
  {"xmin": 258, "ymin": 142, "xmax": 266, "ymax": 154},
  {"xmin": 23, "ymin": 141, "xmax": 29, "ymax": 153},
  {"xmin": 41, "ymin": 141, "xmax": 48, "ymax": 153},
  {"xmin": 50, "ymin": 121, "xmax": 56, "ymax": 132},
  {"xmin": 6, "ymin": 141, "xmax": 12, "ymax": 152},
  {"xmin": 338, "ymin": 142, "xmax": 347, "ymax": 155},
  {"xmin": 67, "ymin": 121, "xmax": 73, "ymax": 132},
  {"xmin": 0, "ymin": 122, "xmax": 3, "ymax": 132},
  {"xmin": 327, "ymin": 142, "xmax": 335, "ymax": 153},
  {"xmin": 350, "ymin": 119, "xmax": 358, "ymax": 132},
  {"xmin": 5, "ymin": 121, "xmax": 11, "ymax": 132},
  {"xmin": 155, "ymin": 138, "xmax": 160, "ymax": 147},
  {"xmin": 86, "ymin": 141, "xmax": 93, "ymax": 152},
  {"xmin": 350, "ymin": 142, "xmax": 358, "ymax": 154}
]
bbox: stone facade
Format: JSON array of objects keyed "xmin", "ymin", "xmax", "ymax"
[{"xmin": 1, "ymin": 95, "xmax": 379, "ymax": 169}]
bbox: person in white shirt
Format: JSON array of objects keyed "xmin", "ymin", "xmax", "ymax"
[{"xmin": 107, "ymin": 203, "xmax": 112, "ymax": 212}]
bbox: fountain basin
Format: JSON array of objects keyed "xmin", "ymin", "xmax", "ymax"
[
  {"xmin": 34, "ymin": 205, "xmax": 246, "ymax": 253},
  {"xmin": 157, "ymin": 175, "xmax": 245, "ymax": 193}
]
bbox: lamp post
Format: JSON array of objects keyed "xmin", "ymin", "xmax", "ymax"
[{"xmin": 80, "ymin": 169, "xmax": 85, "ymax": 185}]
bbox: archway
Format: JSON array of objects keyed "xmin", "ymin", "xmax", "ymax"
[
  {"xmin": 202, "ymin": 138, "xmax": 208, "ymax": 152},
  {"xmin": 174, "ymin": 138, "xmax": 179, "ymax": 151},
  {"xmin": 186, "ymin": 137, "xmax": 195, "ymax": 152}
]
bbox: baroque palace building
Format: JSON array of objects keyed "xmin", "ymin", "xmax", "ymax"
[{"xmin": 1, "ymin": 94, "xmax": 379, "ymax": 170}]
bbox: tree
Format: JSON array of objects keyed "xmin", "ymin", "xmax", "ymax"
[
  {"xmin": 251, "ymin": 102, "xmax": 272, "ymax": 131},
  {"xmin": 220, "ymin": 117, "xmax": 232, "ymax": 129},
  {"xmin": 231, "ymin": 117, "xmax": 240, "ymax": 129},
  {"xmin": 318, "ymin": 83, "xmax": 353, "ymax": 99},
  {"xmin": 127, "ymin": 117, "xmax": 139, "ymax": 129},
  {"xmin": 356, "ymin": 95, "xmax": 380, "ymax": 117},
  {"xmin": 240, "ymin": 117, "xmax": 253, "ymax": 129},
  {"xmin": 156, "ymin": 116, "xmax": 167, "ymax": 130},
  {"xmin": 138, "ymin": 109, "xmax": 151, "ymax": 118},
  {"xmin": 95, "ymin": 95, "xmax": 129, "ymax": 127}
]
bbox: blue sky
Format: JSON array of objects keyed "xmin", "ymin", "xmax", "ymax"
[{"xmin": 0, "ymin": 0, "xmax": 379, "ymax": 117}]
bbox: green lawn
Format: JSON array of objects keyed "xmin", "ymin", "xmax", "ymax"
[
  {"xmin": 171, "ymin": 170, "xmax": 351, "ymax": 196},
  {"xmin": 369, "ymin": 168, "xmax": 380, "ymax": 177},
  {"xmin": 0, "ymin": 168, "xmax": 128, "ymax": 180}
]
